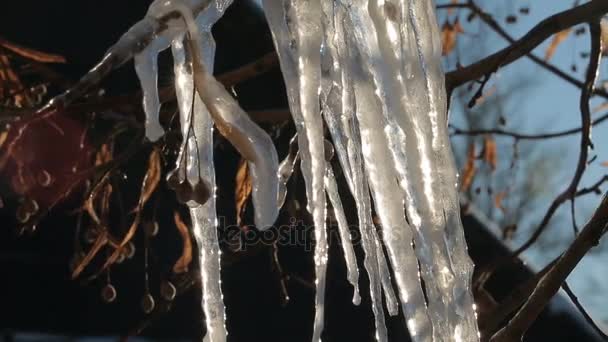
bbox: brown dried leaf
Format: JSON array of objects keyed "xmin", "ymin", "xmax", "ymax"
[
  {"xmin": 592, "ymin": 102, "xmax": 608, "ymax": 114},
  {"xmin": 460, "ymin": 143, "xmax": 476, "ymax": 192},
  {"xmin": 545, "ymin": 29, "xmax": 571, "ymax": 61},
  {"xmin": 138, "ymin": 148, "xmax": 161, "ymax": 208},
  {"xmin": 495, "ymin": 191, "xmax": 507, "ymax": 213},
  {"xmin": 0, "ymin": 37, "xmax": 66, "ymax": 63},
  {"xmin": 483, "ymin": 135, "xmax": 497, "ymax": 171},
  {"xmin": 235, "ymin": 158, "xmax": 252, "ymax": 226},
  {"xmin": 173, "ymin": 211, "xmax": 193, "ymax": 274},
  {"xmin": 0, "ymin": 131, "xmax": 7, "ymax": 148},
  {"xmin": 71, "ymin": 230, "xmax": 108, "ymax": 279},
  {"xmin": 441, "ymin": 20, "xmax": 461, "ymax": 56},
  {"xmin": 601, "ymin": 161, "xmax": 608, "ymax": 167}
]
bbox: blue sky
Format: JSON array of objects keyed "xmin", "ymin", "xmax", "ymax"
[{"xmin": 441, "ymin": 0, "xmax": 608, "ymax": 324}]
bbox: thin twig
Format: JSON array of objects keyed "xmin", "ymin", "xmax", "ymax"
[
  {"xmin": 510, "ymin": 19, "xmax": 601, "ymax": 258},
  {"xmin": 450, "ymin": 112, "xmax": 608, "ymax": 140},
  {"xmin": 444, "ymin": 0, "xmax": 608, "ymax": 99},
  {"xmin": 562, "ymin": 281, "xmax": 608, "ymax": 341},
  {"xmin": 490, "ymin": 21, "xmax": 605, "ymax": 342}
]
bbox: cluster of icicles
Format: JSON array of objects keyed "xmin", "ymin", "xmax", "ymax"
[{"xmin": 110, "ymin": 0, "xmax": 481, "ymax": 341}]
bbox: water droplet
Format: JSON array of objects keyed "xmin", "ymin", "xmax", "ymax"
[
  {"xmin": 142, "ymin": 293, "xmax": 155, "ymax": 314},
  {"xmin": 16, "ymin": 205, "xmax": 30, "ymax": 223},
  {"xmin": 166, "ymin": 169, "xmax": 182, "ymax": 190},
  {"xmin": 37, "ymin": 170, "xmax": 53, "ymax": 187},
  {"xmin": 124, "ymin": 241, "xmax": 136, "ymax": 259},
  {"xmin": 101, "ymin": 284, "xmax": 117, "ymax": 303},
  {"xmin": 22, "ymin": 199, "xmax": 39, "ymax": 215},
  {"xmin": 145, "ymin": 221, "xmax": 159, "ymax": 237},
  {"xmin": 160, "ymin": 281, "xmax": 177, "ymax": 301}
]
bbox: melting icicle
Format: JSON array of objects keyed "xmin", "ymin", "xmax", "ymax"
[
  {"xmin": 324, "ymin": 165, "xmax": 360, "ymax": 305},
  {"xmin": 319, "ymin": 3, "xmax": 392, "ymax": 339},
  {"xmin": 134, "ymin": 40, "xmax": 166, "ymax": 142},
  {"xmin": 262, "ymin": 2, "xmax": 328, "ymax": 341}
]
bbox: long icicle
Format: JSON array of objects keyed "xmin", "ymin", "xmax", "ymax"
[
  {"xmin": 262, "ymin": 2, "xmax": 328, "ymax": 341},
  {"xmin": 324, "ymin": 165, "xmax": 361, "ymax": 305},
  {"xmin": 406, "ymin": 0, "xmax": 479, "ymax": 339}
]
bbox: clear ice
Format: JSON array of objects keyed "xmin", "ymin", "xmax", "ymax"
[{"xmin": 103, "ymin": 0, "xmax": 481, "ymax": 340}]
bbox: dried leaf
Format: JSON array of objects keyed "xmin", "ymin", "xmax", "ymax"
[
  {"xmin": 592, "ymin": 102, "xmax": 608, "ymax": 113},
  {"xmin": 0, "ymin": 37, "xmax": 66, "ymax": 63},
  {"xmin": 173, "ymin": 211, "xmax": 193, "ymax": 274},
  {"xmin": 235, "ymin": 158, "xmax": 252, "ymax": 226},
  {"xmin": 0, "ymin": 131, "xmax": 7, "ymax": 148},
  {"xmin": 601, "ymin": 20, "xmax": 608, "ymax": 54},
  {"xmin": 545, "ymin": 29, "xmax": 571, "ymax": 61},
  {"xmin": 601, "ymin": 161, "xmax": 608, "ymax": 167},
  {"xmin": 138, "ymin": 148, "xmax": 161, "ymax": 208},
  {"xmin": 494, "ymin": 191, "xmax": 507, "ymax": 213},
  {"xmin": 483, "ymin": 135, "xmax": 497, "ymax": 171},
  {"xmin": 460, "ymin": 143, "xmax": 476, "ymax": 192},
  {"xmin": 441, "ymin": 21, "xmax": 456, "ymax": 56},
  {"xmin": 71, "ymin": 230, "xmax": 108, "ymax": 279}
]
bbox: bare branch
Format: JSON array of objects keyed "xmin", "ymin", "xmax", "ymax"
[
  {"xmin": 444, "ymin": 0, "xmax": 608, "ymax": 99},
  {"xmin": 490, "ymin": 21, "xmax": 605, "ymax": 341},
  {"xmin": 450, "ymin": 112, "xmax": 608, "ymax": 140},
  {"xmin": 490, "ymin": 191, "xmax": 608, "ymax": 341},
  {"xmin": 562, "ymin": 281, "xmax": 608, "ymax": 341},
  {"xmin": 510, "ymin": 19, "xmax": 602, "ymax": 257}
]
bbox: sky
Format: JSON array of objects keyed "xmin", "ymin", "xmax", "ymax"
[{"xmin": 440, "ymin": 0, "xmax": 608, "ymax": 324}]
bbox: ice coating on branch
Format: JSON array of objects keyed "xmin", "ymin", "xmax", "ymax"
[
  {"xmin": 171, "ymin": 1, "xmax": 280, "ymax": 230},
  {"xmin": 262, "ymin": 1, "xmax": 328, "ymax": 341},
  {"xmin": 324, "ymin": 166, "xmax": 361, "ymax": 305},
  {"xmin": 154, "ymin": 2, "xmax": 231, "ymax": 341}
]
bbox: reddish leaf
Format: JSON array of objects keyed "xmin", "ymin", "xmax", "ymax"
[
  {"xmin": 461, "ymin": 143, "xmax": 476, "ymax": 192},
  {"xmin": 495, "ymin": 191, "xmax": 507, "ymax": 213},
  {"xmin": 235, "ymin": 158, "xmax": 252, "ymax": 226},
  {"xmin": 441, "ymin": 19, "xmax": 463, "ymax": 56},
  {"xmin": 173, "ymin": 211, "xmax": 193, "ymax": 274},
  {"xmin": 545, "ymin": 29, "xmax": 571, "ymax": 61},
  {"xmin": 483, "ymin": 135, "xmax": 498, "ymax": 171}
]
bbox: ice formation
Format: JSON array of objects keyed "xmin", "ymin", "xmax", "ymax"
[{"xmin": 95, "ymin": 0, "xmax": 481, "ymax": 341}]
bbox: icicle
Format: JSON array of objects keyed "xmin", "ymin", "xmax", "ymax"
[
  {"xmin": 405, "ymin": 0, "xmax": 479, "ymax": 339},
  {"xmin": 262, "ymin": 2, "xmax": 328, "ymax": 341},
  {"xmin": 277, "ymin": 134, "xmax": 299, "ymax": 209},
  {"xmin": 319, "ymin": 4, "xmax": 393, "ymax": 340},
  {"xmin": 134, "ymin": 40, "xmax": 166, "ymax": 142},
  {"xmin": 324, "ymin": 165, "xmax": 360, "ymax": 305}
]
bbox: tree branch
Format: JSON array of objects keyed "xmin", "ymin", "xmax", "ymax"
[
  {"xmin": 444, "ymin": 0, "xmax": 608, "ymax": 99},
  {"xmin": 490, "ymin": 191, "xmax": 608, "ymax": 341},
  {"xmin": 450, "ymin": 112, "xmax": 608, "ymax": 140},
  {"xmin": 510, "ymin": 19, "xmax": 601, "ymax": 258},
  {"xmin": 490, "ymin": 21, "xmax": 605, "ymax": 342}
]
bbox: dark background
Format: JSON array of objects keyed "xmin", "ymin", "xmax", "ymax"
[{"xmin": 0, "ymin": 1, "xmax": 603, "ymax": 341}]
